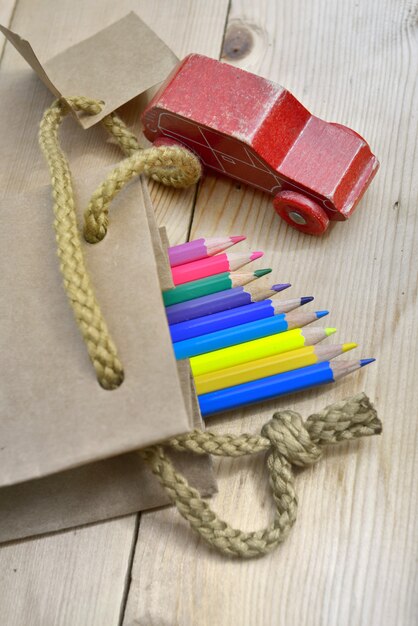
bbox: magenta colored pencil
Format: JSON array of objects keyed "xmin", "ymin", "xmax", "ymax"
[
  {"xmin": 168, "ymin": 236, "xmax": 246, "ymax": 267},
  {"xmin": 171, "ymin": 251, "xmax": 263, "ymax": 286}
]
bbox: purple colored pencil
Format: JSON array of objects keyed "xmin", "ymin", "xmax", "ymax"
[
  {"xmin": 168, "ymin": 236, "xmax": 246, "ymax": 267},
  {"xmin": 166, "ymin": 282, "xmax": 290, "ymax": 325}
]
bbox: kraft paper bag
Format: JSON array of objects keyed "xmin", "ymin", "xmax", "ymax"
[
  {"xmin": 0, "ymin": 10, "xmax": 199, "ymax": 487},
  {"xmin": 0, "ymin": 172, "xmax": 194, "ymax": 488},
  {"xmin": 0, "ymin": 174, "xmax": 216, "ymax": 542},
  {"xmin": 0, "ymin": 179, "xmax": 216, "ymax": 544},
  {"xmin": 0, "ymin": 12, "xmax": 178, "ymax": 128},
  {"xmin": 0, "ymin": 10, "xmax": 216, "ymax": 542}
]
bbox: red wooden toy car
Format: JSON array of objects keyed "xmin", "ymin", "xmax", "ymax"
[{"xmin": 142, "ymin": 54, "xmax": 379, "ymax": 235}]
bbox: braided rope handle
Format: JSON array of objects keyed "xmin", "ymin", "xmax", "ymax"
[
  {"xmin": 141, "ymin": 393, "xmax": 382, "ymax": 558},
  {"xmin": 84, "ymin": 110, "xmax": 202, "ymax": 243},
  {"xmin": 39, "ymin": 97, "xmax": 201, "ymax": 388}
]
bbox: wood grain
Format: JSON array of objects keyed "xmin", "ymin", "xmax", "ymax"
[
  {"xmin": 0, "ymin": 0, "xmax": 15, "ymax": 57},
  {"xmin": 0, "ymin": 517, "xmax": 138, "ymax": 626},
  {"xmin": 0, "ymin": 1, "xmax": 229, "ymax": 625},
  {"xmin": 125, "ymin": 0, "xmax": 418, "ymax": 624}
]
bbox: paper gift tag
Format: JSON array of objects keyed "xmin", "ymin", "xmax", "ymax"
[{"xmin": 0, "ymin": 12, "xmax": 178, "ymax": 128}]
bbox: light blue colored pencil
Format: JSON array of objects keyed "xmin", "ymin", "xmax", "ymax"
[{"xmin": 174, "ymin": 310, "xmax": 328, "ymax": 359}]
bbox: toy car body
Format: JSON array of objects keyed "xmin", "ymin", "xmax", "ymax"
[{"xmin": 142, "ymin": 54, "xmax": 379, "ymax": 235}]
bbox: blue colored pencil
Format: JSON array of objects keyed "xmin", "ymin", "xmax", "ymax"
[
  {"xmin": 198, "ymin": 359, "xmax": 375, "ymax": 417},
  {"xmin": 166, "ymin": 282, "xmax": 290, "ymax": 325},
  {"xmin": 173, "ymin": 310, "xmax": 328, "ymax": 359},
  {"xmin": 170, "ymin": 296, "xmax": 313, "ymax": 343}
]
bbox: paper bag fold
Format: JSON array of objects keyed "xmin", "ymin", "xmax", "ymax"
[{"xmin": 0, "ymin": 12, "xmax": 178, "ymax": 128}]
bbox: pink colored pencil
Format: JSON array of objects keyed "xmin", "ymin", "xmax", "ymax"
[
  {"xmin": 168, "ymin": 235, "xmax": 246, "ymax": 267},
  {"xmin": 171, "ymin": 251, "xmax": 263, "ymax": 286}
]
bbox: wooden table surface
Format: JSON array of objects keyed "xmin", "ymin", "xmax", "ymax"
[{"xmin": 0, "ymin": 1, "xmax": 417, "ymax": 624}]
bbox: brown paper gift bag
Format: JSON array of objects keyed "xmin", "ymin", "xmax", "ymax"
[
  {"xmin": 0, "ymin": 172, "xmax": 216, "ymax": 543},
  {"xmin": 0, "ymin": 14, "xmax": 216, "ymax": 542}
]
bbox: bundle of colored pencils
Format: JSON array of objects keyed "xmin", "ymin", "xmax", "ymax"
[{"xmin": 164, "ymin": 235, "xmax": 375, "ymax": 417}]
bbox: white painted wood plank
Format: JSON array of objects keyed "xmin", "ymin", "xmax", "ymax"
[
  {"xmin": 0, "ymin": 0, "xmax": 15, "ymax": 56},
  {"xmin": 125, "ymin": 0, "xmax": 418, "ymax": 624},
  {"xmin": 0, "ymin": 516, "xmax": 138, "ymax": 626},
  {"xmin": 0, "ymin": 1, "xmax": 229, "ymax": 624}
]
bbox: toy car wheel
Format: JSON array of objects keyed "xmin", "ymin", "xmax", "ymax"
[{"xmin": 273, "ymin": 191, "xmax": 330, "ymax": 235}]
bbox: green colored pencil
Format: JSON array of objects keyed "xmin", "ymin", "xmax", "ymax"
[{"xmin": 162, "ymin": 269, "xmax": 272, "ymax": 307}]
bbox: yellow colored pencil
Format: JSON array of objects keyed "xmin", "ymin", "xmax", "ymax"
[
  {"xmin": 190, "ymin": 327, "xmax": 336, "ymax": 377},
  {"xmin": 194, "ymin": 342, "xmax": 356, "ymax": 394}
]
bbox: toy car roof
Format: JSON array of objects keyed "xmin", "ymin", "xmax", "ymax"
[{"xmin": 155, "ymin": 53, "xmax": 304, "ymax": 158}]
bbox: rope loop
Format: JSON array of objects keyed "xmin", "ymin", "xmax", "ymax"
[
  {"xmin": 83, "ymin": 106, "xmax": 202, "ymax": 244},
  {"xmin": 39, "ymin": 97, "xmax": 124, "ymax": 389},
  {"xmin": 39, "ymin": 96, "xmax": 201, "ymax": 387},
  {"xmin": 141, "ymin": 393, "xmax": 382, "ymax": 558},
  {"xmin": 83, "ymin": 144, "xmax": 201, "ymax": 243}
]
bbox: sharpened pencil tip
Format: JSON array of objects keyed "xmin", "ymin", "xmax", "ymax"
[
  {"xmin": 341, "ymin": 342, "xmax": 357, "ymax": 352},
  {"xmin": 301, "ymin": 296, "xmax": 314, "ymax": 305},
  {"xmin": 250, "ymin": 251, "xmax": 264, "ymax": 261},
  {"xmin": 360, "ymin": 358, "xmax": 376, "ymax": 367},
  {"xmin": 325, "ymin": 327, "xmax": 337, "ymax": 336},
  {"xmin": 272, "ymin": 283, "xmax": 291, "ymax": 292},
  {"xmin": 254, "ymin": 268, "xmax": 272, "ymax": 277},
  {"xmin": 342, "ymin": 342, "xmax": 357, "ymax": 353},
  {"xmin": 315, "ymin": 310, "xmax": 329, "ymax": 319},
  {"xmin": 230, "ymin": 235, "xmax": 246, "ymax": 243}
]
